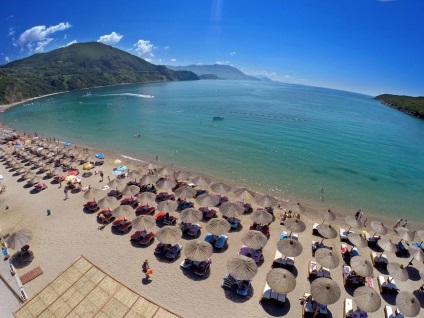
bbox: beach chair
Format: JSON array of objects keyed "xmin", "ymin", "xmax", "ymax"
[
  {"xmin": 204, "ymin": 233, "xmax": 217, "ymax": 244},
  {"xmin": 312, "ymin": 223, "xmax": 319, "ymax": 235},
  {"xmin": 194, "ymin": 259, "xmax": 211, "ymax": 276},
  {"xmin": 215, "ymin": 235, "xmax": 228, "ymax": 249},
  {"xmin": 236, "ymin": 280, "xmax": 251, "ymax": 296},
  {"xmin": 384, "ymin": 305, "xmax": 393, "ymax": 318},
  {"xmin": 221, "ymin": 272, "xmax": 236, "ymax": 289},
  {"xmin": 117, "ymin": 221, "xmax": 132, "ymax": 232},
  {"xmin": 339, "ymin": 228, "xmax": 353, "ymax": 242},
  {"xmin": 139, "ymin": 232, "xmax": 155, "ymax": 245},
  {"xmin": 260, "ymin": 283, "xmax": 272, "ymax": 303},
  {"xmin": 187, "ymin": 224, "xmax": 202, "ymax": 237},
  {"xmin": 165, "ymin": 244, "xmax": 182, "ymax": 259},
  {"xmin": 344, "ymin": 298, "xmax": 353, "ymax": 318},
  {"xmin": 135, "ymin": 204, "xmax": 156, "ymax": 215},
  {"xmin": 180, "ymin": 258, "xmax": 194, "ymax": 269},
  {"xmin": 370, "ymin": 251, "xmax": 388, "ymax": 267}
]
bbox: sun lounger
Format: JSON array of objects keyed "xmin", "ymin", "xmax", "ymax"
[
  {"xmin": 344, "ymin": 298, "xmax": 353, "ymax": 318},
  {"xmin": 272, "ymin": 250, "xmax": 295, "ymax": 270},
  {"xmin": 384, "ymin": 305, "xmax": 393, "ymax": 318},
  {"xmin": 165, "ymin": 244, "xmax": 182, "ymax": 259},
  {"xmin": 117, "ymin": 221, "xmax": 132, "ymax": 232},
  {"xmin": 309, "ymin": 260, "xmax": 330, "ymax": 279},
  {"xmin": 260, "ymin": 283, "xmax": 272, "ymax": 303},
  {"xmin": 280, "ymin": 231, "xmax": 298, "ymax": 240},
  {"xmin": 236, "ymin": 280, "xmax": 251, "ymax": 296},
  {"xmin": 193, "ymin": 259, "xmax": 211, "ymax": 276},
  {"xmin": 301, "ymin": 292, "xmax": 327, "ymax": 316},
  {"xmin": 139, "ymin": 232, "xmax": 155, "ymax": 245},
  {"xmin": 371, "ymin": 251, "xmax": 388, "ymax": 267},
  {"xmin": 339, "ymin": 228, "xmax": 353, "ymax": 241},
  {"xmin": 188, "ymin": 224, "xmax": 202, "ymax": 236},
  {"xmin": 378, "ymin": 275, "xmax": 398, "ymax": 294},
  {"xmin": 312, "ymin": 223, "xmax": 319, "ymax": 235},
  {"xmin": 215, "ymin": 235, "xmax": 228, "ymax": 249}
]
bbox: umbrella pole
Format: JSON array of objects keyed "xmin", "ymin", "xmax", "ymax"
[
  {"xmin": 347, "ymin": 226, "xmax": 352, "ymax": 233},
  {"xmin": 320, "ymin": 238, "xmax": 325, "ymax": 244},
  {"xmin": 406, "ymin": 257, "xmax": 414, "ymax": 268}
]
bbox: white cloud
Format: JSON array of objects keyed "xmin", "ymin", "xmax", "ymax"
[
  {"xmin": 145, "ymin": 58, "xmax": 152, "ymax": 62},
  {"xmin": 216, "ymin": 60, "xmax": 230, "ymax": 65},
  {"xmin": 170, "ymin": 58, "xmax": 176, "ymax": 62},
  {"xmin": 97, "ymin": 32, "xmax": 123, "ymax": 45},
  {"xmin": 8, "ymin": 27, "xmax": 15, "ymax": 37},
  {"xmin": 134, "ymin": 39, "xmax": 155, "ymax": 58},
  {"xmin": 229, "ymin": 51, "xmax": 236, "ymax": 56},
  {"xmin": 65, "ymin": 40, "xmax": 77, "ymax": 47},
  {"xmin": 164, "ymin": 46, "xmax": 169, "ymax": 50},
  {"xmin": 259, "ymin": 71, "xmax": 278, "ymax": 78},
  {"xmin": 5, "ymin": 56, "xmax": 10, "ymax": 62},
  {"xmin": 17, "ymin": 22, "xmax": 71, "ymax": 53},
  {"xmin": 284, "ymin": 74, "xmax": 291, "ymax": 79}
]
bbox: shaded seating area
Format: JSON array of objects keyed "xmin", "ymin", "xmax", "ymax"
[
  {"xmin": 384, "ymin": 305, "xmax": 404, "ymax": 318},
  {"xmin": 377, "ymin": 275, "xmax": 399, "ymax": 294},
  {"xmin": 239, "ymin": 245, "xmax": 263, "ymax": 264},
  {"xmin": 222, "ymin": 216, "xmax": 241, "ymax": 229},
  {"xmin": 344, "ymin": 298, "xmax": 368, "ymax": 318},
  {"xmin": 249, "ymin": 222, "xmax": 270, "ymax": 237},
  {"xmin": 300, "ymin": 292, "xmax": 328, "ymax": 317},
  {"xmin": 180, "ymin": 258, "xmax": 212, "ymax": 276},
  {"xmin": 272, "ymin": 250, "xmax": 294, "ymax": 270},
  {"xmin": 204, "ymin": 233, "xmax": 228, "ymax": 249},
  {"xmin": 135, "ymin": 204, "xmax": 155, "ymax": 215},
  {"xmin": 130, "ymin": 230, "xmax": 155, "ymax": 245},
  {"xmin": 342, "ymin": 265, "xmax": 374, "ymax": 288},
  {"xmin": 340, "ymin": 228, "xmax": 354, "ymax": 242},
  {"xmin": 280, "ymin": 231, "xmax": 298, "ymax": 240},
  {"xmin": 341, "ymin": 243, "xmax": 359, "ymax": 261},
  {"xmin": 260, "ymin": 282, "xmax": 286, "ymax": 304},
  {"xmin": 155, "ymin": 212, "xmax": 178, "ymax": 225},
  {"xmin": 308, "ymin": 260, "xmax": 330, "ymax": 279},
  {"xmin": 370, "ymin": 251, "xmax": 388, "ymax": 267},
  {"xmin": 200, "ymin": 206, "xmax": 217, "ymax": 219}
]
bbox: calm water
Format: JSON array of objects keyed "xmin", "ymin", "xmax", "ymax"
[{"xmin": 2, "ymin": 80, "xmax": 424, "ymax": 221}]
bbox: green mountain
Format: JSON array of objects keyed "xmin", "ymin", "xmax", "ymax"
[
  {"xmin": 0, "ymin": 42, "xmax": 198, "ymax": 105},
  {"xmin": 374, "ymin": 94, "xmax": 424, "ymax": 119},
  {"xmin": 167, "ymin": 64, "xmax": 259, "ymax": 81}
]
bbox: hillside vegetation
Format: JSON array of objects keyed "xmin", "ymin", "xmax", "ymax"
[
  {"xmin": 374, "ymin": 94, "xmax": 424, "ymax": 119},
  {"xmin": 167, "ymin": 64, "xmax": 259, "ymax": 81},
  {"xmin": 0, "ymin": 42, "xmax": 198, "ymax": 105}
]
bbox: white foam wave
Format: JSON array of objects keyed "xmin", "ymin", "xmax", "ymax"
[
  {"xmin": 120, "ymin": 154, "xmax": 147, "ymax": 163},
  {"xmin": 102, "ymin": 93, "xmax": 154, "ymax": 99}
]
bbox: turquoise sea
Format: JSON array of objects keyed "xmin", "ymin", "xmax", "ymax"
[{"xmin": 1, "ymin": 80, "xmax": 424, "ymax": 222}]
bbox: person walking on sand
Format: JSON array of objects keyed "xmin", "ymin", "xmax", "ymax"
[
  {"xmin": 64, "ymin": 188, "xmax": 69, "ymax": 200},
  {"xmin": 99, "ymin": 171, "xmax": 104, "ymax": 182},
  {"xmin": 354, "ymin": 210, "xmax": 361, "ymax": 220},
  {"xmin": 363, "ymin": 218, "xmax": 367, "ymax": 227},
  {"xmin": 402, "ymin": 220, "xmax": 408, "ymax": 228},
  {"xmin": 58, "ymin": 180, "xmax": 63, "ymax": 189},
  {"xmin": 393, "ymin": 218, "xmax": 402, "ymax": 231}
]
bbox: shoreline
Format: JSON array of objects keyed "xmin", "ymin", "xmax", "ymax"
[{"xmin": 0, "ymin": 120, "xmax": 415, "ymax": 230}]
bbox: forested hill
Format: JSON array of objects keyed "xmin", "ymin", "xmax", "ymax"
[
  {"xmin": 0, "ymin": 42, "xmax": 198, "ymax": 105},
  {"xmin": 374, "ymin": 94, "xmax": 424, "ymax": 119}
]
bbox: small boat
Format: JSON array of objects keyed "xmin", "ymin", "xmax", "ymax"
[
  {"xmin": 213, "ymin": 116, "xmax": 224, "ymax": 121},
  {"xmin": 83, "ymin": 91, "xmax": 92, "ymax": 97}
]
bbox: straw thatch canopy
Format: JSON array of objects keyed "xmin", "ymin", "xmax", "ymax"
[
  {"xmin": 396, "ymin": 291, "xmax": 420, "ymax": 317},
  {"xmin": 288, "ymin": 202, "xmax": 306, "ymax": 214},
  {"xmin": 127, "ymin": 170, "xmax": 143, "ymax": 180},
  {"xmin": 266, "ymin": 268, "xmax": 296, "ymax": 294},
  {"xmin": 184, "ymin": 241, "xmax": 213, "ymax": 262},
  {"xmin": 137, "ymin": 192, "xmax": 157, "ymax": 206},
  {"xmin": 180, "ymin": 208, "xmax": 203, "ymax": 223},
  {"xmin": 255, "ymin": 194, "xmax": 278, "ymax": 208},
  {"xmin": 353, "ymin": 286, "xmax": 382, "ymax": 313},
  {"xmin": 416, "ymin": 230, "xmax": 424, "ymax": 242},
  {"xmin": 350, "ymin": 256, "xmax": 373, "ymax": 277},
  {"xmin": 277, "ymin": 239, "xmax": 303, "ymax": 257},
  {"xmin": 219, "ymin": 202, "xmax": 244, "ymax": 218},
  {"xmin": 377, "ymin": 238, "xmax": 398, "ymax": 253},
  {"xmin": 28, "ymin": 175, "xmax": 42, "ymax": 185},
  {"xmin": 174, "ymin": 170, "xmax": 190, "ymax": 181},
  {"xmin": 144, "ymin": 162, "xmax": 157, "ymax": 171},
  {"xmin": 191, "ymin": 175, "xmax": 211, "ymax": 187},
  {"xmin": 196, "ymin": 193, "xmax": 219, "ymax": 207},
  {"xmin": 156, "ymin": 166, "xmax": 174, "ymax": 177},
  {"xmin": 83, "ymin": 188, "xmax": 102, "ymax": 200},
  {"xmin": 315, "ymin": 248, "xmax": 339, "ymax": 269},
  {"xmin": 316, "ymin": 224, "xmax": 338, "ymax": 239},
  {"xmin": 344, "ymin": 216, "xmax": 362, "ymax": 231},
  {"xmin": 320, "ymin": 209, "xmax": 336, "ymax": 222},
  {"xmin": 211, "ymin": 182, "xmax": 231, "ymax": 195},
  {"xmin": 206, "ymin": 218, "xmax": 231, "ymax": 236},
  {"xmin": 121, "ymin": 185, "xmax": 140, "ymax": 197},
  {"xmin": 97, "ymin": 197, "xmax": 118, "ymax": 209},
  {"xmin": 157, "ymin": 200, "xmax": 178, "ymax": 213},
  {"xmin": 23, "ymin": 171, "xmax": 35, "ymax": 180},
  {"xmin": 284, "ymin": 218, "xmax": 306, "ymax": 234},
  {"xmin": 107, "ymin": 178, "xmax": 125, "ymax": 189},
  {"xmin": 111, "ymin": 205, "xmax": 133, "ymax": 219},
  {"xmin": 17, "ymin": 167, "xmax": 27, "ymax": 174},
  {"xmin": 233, "ymin": 187, "xmax": 256, "ymax": 202},
  {"xmin": 140, "ymin": 174, "xmax": 158, "ymax": 185},
  {"xmin": 387, "ymin": 262, "xmax": 409, "ymax": 282},
  {"xmin": 250, "ymin": 210, "xmax": 273, "ymax": 225},
  {"xmin": 409, "ymin": 245, "xmax": 424, "ymax": 262},
  {"xmin": 397, "ymin": 227, "xmax": 415, "ymax": 242},
  {"xmin": 241, "ymin": 230, "xmax": 268, "ymax": 250},
  {"xmin": 347, "ymin": 233, "xmax": 367, "ymax": 248},
  {"xmin": 174, "ymin": 185, "xmax": 197, "ymax": 198},
  {"xmin": 227, "ymin": 255, "xmax": 258, "ymax": 280},
  {"xmin": 156, "ymin": 178, "xmax": 177, "ymax": 191},
  {"xmin": 6, "ymin": 229, "xmax": 32, "ymax": 250},
  {"xmin": 156, "ymin": 226, "xmax": 182, "ymax": 244},
  {"xmin": 132, "ymin": 215, "xmax": 156, "ymax": 231},
  {"xmin": 310, "ymin": 277, "xmax": 341, "ymax": 305},
  {"xmin": 370, "ymin": 221, "xmax": 388, "ymax": 236}
]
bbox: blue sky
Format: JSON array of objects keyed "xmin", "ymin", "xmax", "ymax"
[{"xmin": 1, "ymin": 0, "xmax": 423, "ymax": 96}]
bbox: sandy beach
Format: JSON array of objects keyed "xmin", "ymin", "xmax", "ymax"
[{"xmin": 1, "ymin": 132, "xmax": 424, "ymax": 318}]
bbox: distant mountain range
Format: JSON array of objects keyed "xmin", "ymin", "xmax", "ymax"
[
  {"xmin": 0, "ymin": 42, "xmax": 198, "ymax": 105},
  {"xmin": 167, "ymin": 64, "xmax": 260, "ymax": 81}
]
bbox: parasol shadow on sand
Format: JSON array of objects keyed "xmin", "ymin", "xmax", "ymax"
[{"xmin": 10, "ymin": 250, "xmax": 35, "ymax": 269}]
